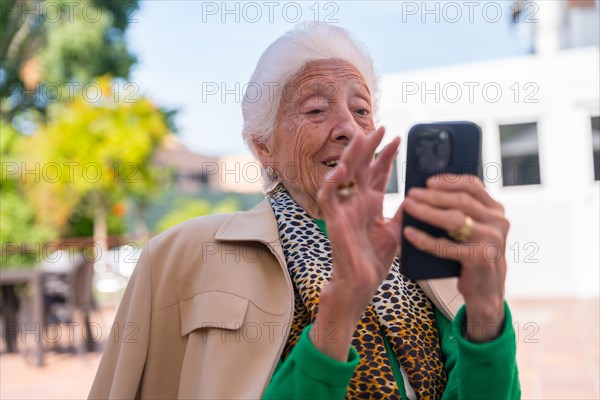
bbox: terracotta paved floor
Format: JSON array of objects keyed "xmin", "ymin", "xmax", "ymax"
[{"xmin": 1, "ymin": 298, "xmax": 599, "ymax": 399}]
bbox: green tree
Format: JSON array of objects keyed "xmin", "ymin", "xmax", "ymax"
[
  {"xmin": 0, "ymin": 119, "xmax": 57, "ymax": 267},
  {"xmin": 1, "ymin": 0, "xmax": 138, "ymax": 120},
  {"xmin": 22, "ymin": 76, "xmax": 169, "ymax": 266}
]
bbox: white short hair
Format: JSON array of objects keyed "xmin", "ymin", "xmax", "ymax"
[{"xmin": 241, "ymin": 22, "xmax": 379, "ymax": 186}]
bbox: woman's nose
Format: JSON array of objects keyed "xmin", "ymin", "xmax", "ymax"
[{"xmin": 330, "ymin": 107, "xmax": 362, "ymax": 143}]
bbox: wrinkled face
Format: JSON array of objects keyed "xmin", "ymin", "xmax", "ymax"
[{"xmin": 256, "ymin": 59, "xmax": 375, "ymax": 218}]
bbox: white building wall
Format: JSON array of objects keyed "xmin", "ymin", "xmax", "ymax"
[{"xmin": 380, "ymin": 47, "xmax": 599, "ymax": 299}]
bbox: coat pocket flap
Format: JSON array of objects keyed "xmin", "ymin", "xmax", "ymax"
[{"xmin": 179, "ymin": 291, "xmax": 249, "ymax": 336}]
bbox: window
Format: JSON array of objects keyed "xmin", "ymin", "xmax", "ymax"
[
  {"xmin": 375, "ymin": 151, "xmax": 399, "ymax": 194},
  {"xmin": 386, "ymin": 159, "xmax": 399, "ymax": 193},
  {"xmin": 499, "ymin": 122, "xmax": 542, "ymax": 186},
  {"xmin": 592, "ymin": 116, "xmax": 600, "ymax": 181}
]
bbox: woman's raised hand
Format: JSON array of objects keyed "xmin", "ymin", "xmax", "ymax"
[{"xmin": 312, "ymin": 127, "xmax": 403, "ymax": 360}]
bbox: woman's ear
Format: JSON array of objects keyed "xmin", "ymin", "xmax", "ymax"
[{"xmin": 252, "ymin": 134, "xmax": 272, "ymax": 167}]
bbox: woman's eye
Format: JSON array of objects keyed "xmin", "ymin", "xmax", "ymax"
[
  {"xmin": 356, "ymin": 109, "xmax": 370, "ymax": 116},
  {"xmin": 307, "ymin": 109, "xmax": 323, "ymax": 115}
]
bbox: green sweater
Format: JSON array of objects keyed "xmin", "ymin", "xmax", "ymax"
[
  {"xmin": 263, "ymin": 303, "xmax": 520, "ymax": 399},
  {"xmin": 263, "ymin": 220, "xmax": 521, "ymax": 399}
]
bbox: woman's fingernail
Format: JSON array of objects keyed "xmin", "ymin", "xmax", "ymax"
[{"xmin": 404, "ymin": 226, "xmax": 416, "ymax": 239}]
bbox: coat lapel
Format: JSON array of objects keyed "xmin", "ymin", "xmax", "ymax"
[
  {"xmin": 215, "ymin": 199, "xmax": 286, "ymax": 266},
  {"xmin": 417, "ymin": 278, "xmax": 464, "ymax": 321}
]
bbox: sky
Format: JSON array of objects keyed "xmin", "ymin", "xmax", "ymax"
[{"xmin": 126, "ymin": 1, "xmax": 533, "ymax": 156}]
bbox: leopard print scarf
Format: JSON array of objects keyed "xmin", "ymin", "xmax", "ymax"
[{"xmin": 267, "ymin": 184, "xmax": 447, "ymax": 399}]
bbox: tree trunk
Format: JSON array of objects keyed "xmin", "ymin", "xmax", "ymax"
[
  {"xmin": 92, "ymin": 192, "xmax": 109, "ymax": 272},
  {"xmin": 133, "ymin": 199, "xmax": 150, "ymax": 241}
]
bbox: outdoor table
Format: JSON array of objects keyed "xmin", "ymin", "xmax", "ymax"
[{"xmin": 0, "ymin": 268, "xmax": 45, "ymax": 366}]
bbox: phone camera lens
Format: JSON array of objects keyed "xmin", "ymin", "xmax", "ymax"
[{"xmin": 436, "ymin": 143, "xmax": 451, "ymax": 158}]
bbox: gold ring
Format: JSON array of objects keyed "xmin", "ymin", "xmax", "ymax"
[
  {"xmin": 337, "ymin": 180, "xmax": 358, "ymax": 197},
  {"xmin": 448, "ymin": 215, "xmax": 473, "ymax": 242}
]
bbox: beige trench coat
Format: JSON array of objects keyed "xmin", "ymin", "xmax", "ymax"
[{"xmin": 89, "ymin": 200, "xmax": 464, "ymax": 399}]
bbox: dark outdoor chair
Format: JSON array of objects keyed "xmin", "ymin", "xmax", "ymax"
[{"xmin": 41, "ymin": 250, "xmax": 96, "ymax": 353}]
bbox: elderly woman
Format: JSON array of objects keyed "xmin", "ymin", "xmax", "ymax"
[{"xmin": 90, "ymin": 23, "xmax": 520, "ymax": 399}]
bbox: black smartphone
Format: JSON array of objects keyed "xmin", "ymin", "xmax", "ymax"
[{"xmin": 400, "ymin": 121, "xmax": 483, "ymax": 281}]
